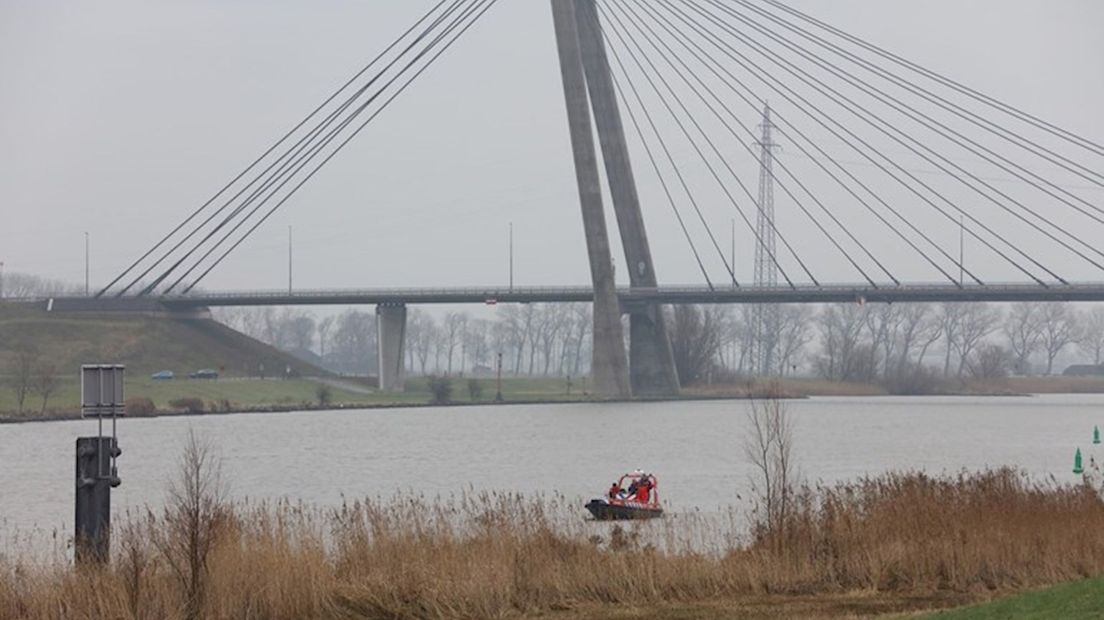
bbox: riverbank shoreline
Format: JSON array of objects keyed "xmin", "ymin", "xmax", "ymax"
[
  {"xmin": 9, "ymin": 373, "xmax": 1102, "ymax": 425},
  {"xmin": 0, "ymin": 392, "xmax": 816, "ymax": 425}
]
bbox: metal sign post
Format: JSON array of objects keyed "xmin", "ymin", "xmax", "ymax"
[{"xmin": 76, "ymin": 364, "xmax": 124, "ymax": 564}]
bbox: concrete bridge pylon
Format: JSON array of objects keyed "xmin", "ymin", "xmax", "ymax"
[
  {"xmin": 551, "ymin": 0, "xmax": 680, "ymax": 397},
  {"xmin": 376, "ymin": 304, "xmax": 407, "ymax": 393},
  {"xmin": 551, "ymin": 0, "xmax": 632, "ymax": 399}
]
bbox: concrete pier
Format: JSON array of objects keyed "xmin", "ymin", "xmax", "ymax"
[
  {"xmin": 376, "ymin": 304, "xmax": 407, "ymax": 393},
  {"xmin": 75, "ymin": 436, "xmax": 119, "ymax": 564}
]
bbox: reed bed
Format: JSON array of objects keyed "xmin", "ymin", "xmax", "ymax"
[{"xmin": 2, "ymin": 467, "xmax": 1103, "ymax": 619}]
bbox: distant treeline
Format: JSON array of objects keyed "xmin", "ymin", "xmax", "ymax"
[{"xmin": 215, "ymin": 301, "xmax": 1104, "ymax": 386}]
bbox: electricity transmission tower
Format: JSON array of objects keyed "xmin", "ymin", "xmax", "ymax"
[{"xmin": 753, "ymin": 103, "xmax": 781, "ymax": 376}]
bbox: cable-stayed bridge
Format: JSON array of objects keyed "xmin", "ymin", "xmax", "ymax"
[{"xmin": 74, "ymin": 0, "xmax": 1104, "ymax": 397}]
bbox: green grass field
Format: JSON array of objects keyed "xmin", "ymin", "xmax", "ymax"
[
  {"xmin": 920, "ymin": 577, "xmax": 1104, "ymax": 619},
  {"xmin": 0, "ymin": 374, "xmax": 588, "ymax": 418}
]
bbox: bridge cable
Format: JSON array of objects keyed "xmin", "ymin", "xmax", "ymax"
[
  {"xmin": 600, "ymin": 2, "xmax": 813, "ymax": 288},
  {"xmin": 591, "ymin": 8, "xmax": 733, "ymax": 289},
  {"xmin": 753, "ymin": 0, "xmax": 1104, "ymax": 159},
  {"xmin": 139, "ymin": 0, "xmax": 471, "ymax": 297},
  {"xmin": 138, "ymin": 0, "xmax": 473, "ymax": 296},
  {"xmin": 636, "ymin": 0, "xmax": 968, "ymax": 287},
  {"xmin": 671, "ymin": 0, "xmax": 1053, "ymax": 286},
  {"xmin": 179, "ymin": 0, "xmax": 502, "ymax": 294},
  {"xmin": 99, "ymin": 0, "xmax": 456, "ymax": 298},
  {"xmin": 611, "ymin": 0, "xmax": 887, "ymax": 288},
  {"xmin": 712, "ymin": 0, "xmax": 1104, "ymax": 273},
  {"xmin": 695, "ymin": 0, "xmax": 1077, "ymax": 282},
  {"xmin": 168, "ymin": 0, "xmax": 490, "ymax": 295},
  {"xmin": 739, "ymin": 0, "xmax": 1104, "ymax": 191},
  {"xmin": 605, "ymin": 45, "xmax": 722, "ymax": 289}
]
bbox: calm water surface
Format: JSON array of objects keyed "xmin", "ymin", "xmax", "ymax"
[{"xmin": 3, "ymin": 395, "xmax": 1101, "ymax": 539}]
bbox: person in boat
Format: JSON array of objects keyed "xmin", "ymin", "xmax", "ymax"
[
  {"xmin": 634, "ymin": 476, "xmax": 651, "ymax": 503},
  {"xmin": 626, "ymin": 478, "xmax": 639, "ymax": 498},
  {"xmin": 608, "ymin": 482, "xmax": 622, "ymax": 500}
]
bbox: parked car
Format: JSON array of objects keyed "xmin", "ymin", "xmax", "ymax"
[
  {"xmin": 189, "ymin": 369, "xmax": 219, "ymax": 380},
  {"xmin": 151, "ymin": 370, "xmax": 175, "ymax": 381}
]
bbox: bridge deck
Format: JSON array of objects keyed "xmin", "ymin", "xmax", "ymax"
[{"xmin": 148, "ymin": 283, "xmax": 1104, "ymax": 307}]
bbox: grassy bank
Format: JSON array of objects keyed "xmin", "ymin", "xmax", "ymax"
[
  {"xmin": 3, "ymin": 466, "xmax": 1103, "ymax": 619},
  {"xmin": 920, "ymin": 577, "xmax": 1104, "ymax": 619},
  {"xmin": 0, "ymin": 376, "xmax": 592, "ymax": 420}
]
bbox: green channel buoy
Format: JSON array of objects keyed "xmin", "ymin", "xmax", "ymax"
[
  {"xmin": 1095, "ymin": 426, "xmax": 1101, "ymax": 445},
  {"xmin": 1074, "ymin": 448, "xmax": 1085, "ymax": 475}
]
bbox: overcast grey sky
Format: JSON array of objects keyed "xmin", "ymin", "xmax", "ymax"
[{"xmin": 2, "ymin": 1, "xmax": 1102, "ymax": 291}]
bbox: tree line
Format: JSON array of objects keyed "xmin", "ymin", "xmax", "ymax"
[{"xmin": 215, "ymin": 301, "xmax": 1101, "ymax": 386}]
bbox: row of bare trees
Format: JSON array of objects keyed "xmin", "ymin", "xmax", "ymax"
[
  {"xmin": 721, "ymin": 301, "xmax": 1092, "ymax": 384},
  {"xmin": 4, "ymin": 347, "xmax": 61, "ymax": 415},
  {"xmin": 215, "ymin": 304, "xmax": 595, "ymax": 378},
  {"xmin": 0, "ymin": 271, "xmax": 81, "ymax": 299},
  {"xmin": 214, "ymin": 301, "xmax": 1102, "ymax": 384}
]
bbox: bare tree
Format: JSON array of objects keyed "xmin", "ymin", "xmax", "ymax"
[
  {"xmin": 33, "ymin": 361, "xmax": 59, "ymax": 414},
  {"xmin": 285, "ymin": 312, "xmax": 316, "ymax": 352},
  {"xmin": 570, "ymin": 304, "xmax": 592, "ymax": 376},
  {"xmin": 1003, "ymin": 303, "xmax": 1045, "ymax": 375},
  {"xmin": 669, "ymin": 305, "xmax": 723, "ymax": 385},
  {"xmin": 537, "ymin": 305, "xmax": 569, "ymax": 376},
  {"xmin": 464, "ymin": 319, "xmax": 490, "ymax": 372},
  {"xmin": 1079, "ymin": 307, "xmax": 1104, "ymax": 366},
  {"xmin": 774, "ymin": 305, "xmax": 812, "ymax": 376},
  {"xmin": 0, "ymin": 271, "xmax": 80, "ymax": 299},
  {"xmin": 942, "ymin": 303, "xmax": 1002, "ymax": 378},
  {"xmin": 150, "ymin": 430, "xmax": 228, "ymax": 620},
  {"xmin": 8, "ymin": 346, "xmax": 37, "ymax": 415},
  {"xmin": 969, "ymin": 344, "xmax": 1012, "ymax": 380},
  {"xmin": 743, "ymin": 387, "xmax": 796, "ymax": 548},
  {"xmin": 1039, "ymin": 302, "xmax": 1080, "ymax": 375},
  {"xmin": 408, "ymin": 310, "xmax": 435, "ymax": 376},
  {"xmin": 443, "ymin": 312, "xmax": 467, "ymax": 375},
  {"xmin": 893, "ymin": 304, "xmax": 942, "ymax": 373},
  {"xmin": 814, "ymin": 304, "xmax": 869, "ymax": 381},
  {"xmin": 328, "ymin": 310, "xmax": 377, "ymax": 376},
  {"xmin": 317, "ymin": 315, "xmax": 335, "ymax": 359}
]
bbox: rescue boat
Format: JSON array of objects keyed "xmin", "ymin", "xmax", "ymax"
[{"xmin": 585, "ymin": 471, "xmax": 663, "ymax": 520}]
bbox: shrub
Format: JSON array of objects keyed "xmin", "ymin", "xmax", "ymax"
[
  {"xmin": 124, "ymin": 397, "xmax": 157, "ymax": 416},
  {"xmin": 168, "ymin": 397, "xmax": 205, "ymax": 414},
  {"xmin": 467, "ymin": 379, "xmax": 484, "ymax": 402},
  {"xmin": 316, "ymin": 383, "xmax": 333, "ymax": 407},
  {"xmin": 427, "ymin": 376, "xmax": 452, "ymax": 405},
  {"xmin": 883, "ymin": 363, "xmax": 943, "ymax": 395}
]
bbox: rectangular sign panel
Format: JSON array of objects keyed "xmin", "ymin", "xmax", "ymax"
[{"xmin": 81, "ymin": 365, "xmax": 125, "ymax": 415}]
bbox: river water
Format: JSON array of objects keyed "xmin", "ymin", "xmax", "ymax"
[{"xmin": 2, "ymin": 395, "xmax": 1101, "ymax": 542}]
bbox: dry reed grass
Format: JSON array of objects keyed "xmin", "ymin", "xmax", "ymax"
[{"xmin": 2, "ymin": 467, "xmax": 1103, "ymax": 619}]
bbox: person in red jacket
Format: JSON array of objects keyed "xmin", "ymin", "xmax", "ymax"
[
  {"xmin": 608, "ymin": 482, "xmax": 621, "ymax": 500},
  {"xmin": 635, "ymin": 477, "xmax": 651, "ymax": 503}
]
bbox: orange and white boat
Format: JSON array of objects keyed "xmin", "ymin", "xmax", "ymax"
[{"xmin": 585, "ymin": 471, "xmax": 663, "ymax": 520}]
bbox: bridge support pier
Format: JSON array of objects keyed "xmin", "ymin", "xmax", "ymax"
[
  {"xmin": 625, "ymin": 303, "xmax": 681, "ymax": 396},
  {"xmin": 376, "ymin": 304, "xmax": 407, "ymax": 393}
]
